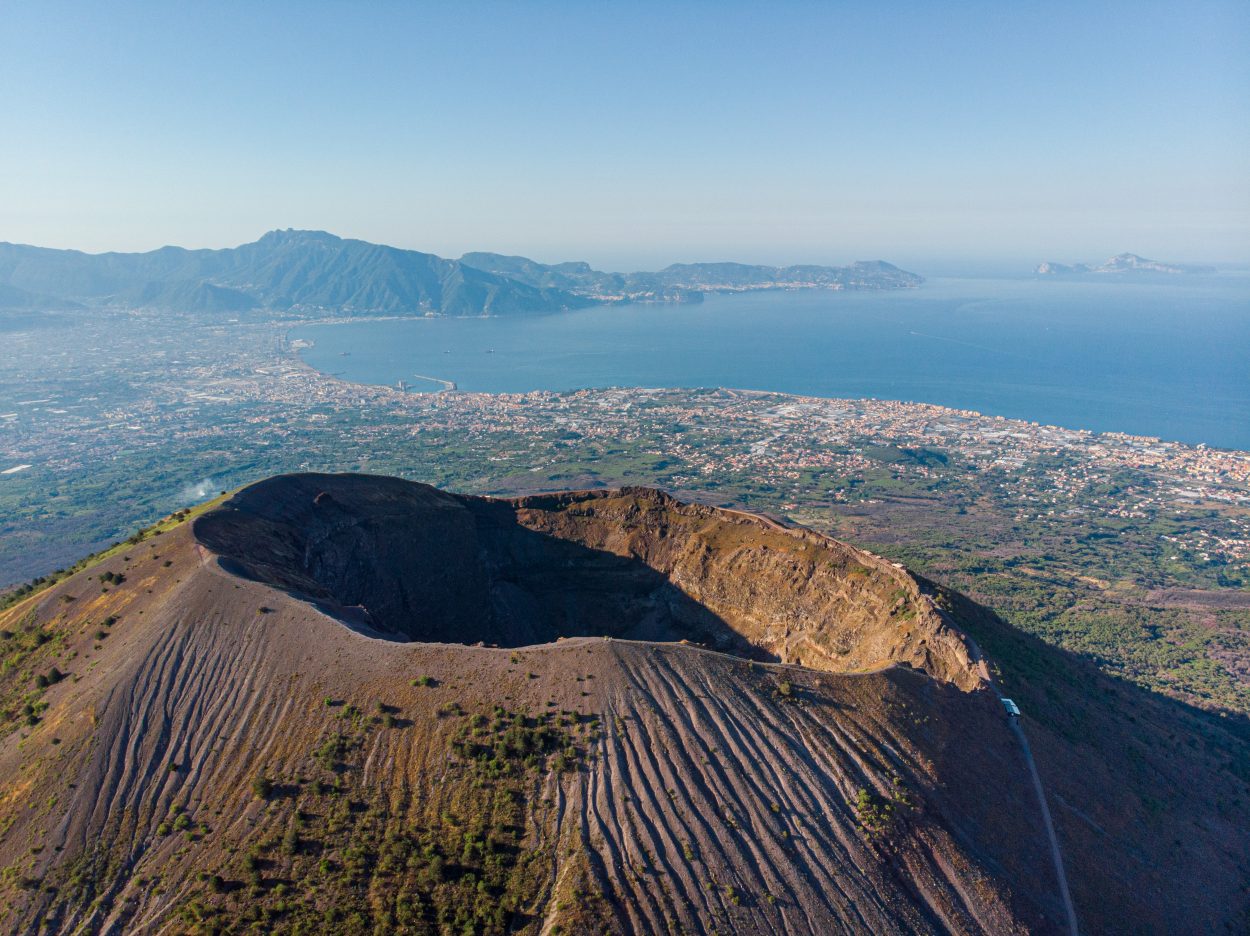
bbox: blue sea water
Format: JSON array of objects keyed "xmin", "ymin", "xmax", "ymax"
[{"xmin": 294, "ymin": 275, "xmax": 1250, "ymax": 450}]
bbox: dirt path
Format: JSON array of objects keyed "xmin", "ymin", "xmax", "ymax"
[
  {"xmin": 957, "ymin": 629, "xmax": 1079, "ymax": 935},
  {"xmin": 1010, "ymin": 717, "xmax": 1080, "ymax": 936},
  {"xmin": 719, "ymin": 506, "xmax": 791, "ymax": 532}
]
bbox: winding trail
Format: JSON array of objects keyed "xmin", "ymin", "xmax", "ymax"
[
  {"xmin": 964, "ymin": 626, "xmax": 1079, "ymax": 936},
  {"xmin": 1010, "ymin": 717, "xmax": 1080, "ymax": 936}
]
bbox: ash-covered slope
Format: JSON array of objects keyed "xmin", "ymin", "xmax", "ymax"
[{"xmin": 0, "ymin": 474, "xmax": 1246, "ymax": 935}]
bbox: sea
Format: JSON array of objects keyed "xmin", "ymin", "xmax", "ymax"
[{"xmin": 293, "ymin": 274, "xmax": 1250, "ymax": 451}]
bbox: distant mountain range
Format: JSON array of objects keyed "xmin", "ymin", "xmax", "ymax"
[
  {"xmin": 459, "ymin": 252, "xmax": 921, "ymax": 303},
  {"xmin": 1035, "ymin": 253, "xmax": 1215, "ymax": 276},
  {"xmin": 0, "ymin": 230, "xmax": 587, "ymax": 317},
  {"xmin": 0, "ymin": 230, "xmax": 922, "ymax": 316}
]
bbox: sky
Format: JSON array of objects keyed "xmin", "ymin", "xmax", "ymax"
[{"xmin": 1, "ymin": 1, "xmax": 1247, "ymax": 271}]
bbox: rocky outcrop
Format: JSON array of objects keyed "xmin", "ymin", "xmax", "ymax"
[{"xmin": 508, "ymin": 486, "xmax": 983, "ymax": 690}]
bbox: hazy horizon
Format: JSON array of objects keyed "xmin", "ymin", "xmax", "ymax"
[
  {"xmin": 2, "ymin": 1, "xmax": 1247, "ymax": 266},
  {"xmin": 7, "ymin": 225, "xmax": 1246, "ymax": 279},
  {"xmin": 6, "ymin": 221, "xmax": 1249, "ymax": 281}
]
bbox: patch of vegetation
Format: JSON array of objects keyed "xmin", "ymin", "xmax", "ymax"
[
  {"xmin": 33, "ymin": 667, "xmax": 65, "ymax": 689},
  {"xmin": 98, "ymin": 570, "xmax": 125, "ymax": 589},
  {"xmin": 449, "ymin": 707, "xmax": 586, "ymax": 782},
  {"xmin": 852, "ymin": 776, "xmax": 912, "ymax": 841},
  {"xmin": 0, "ymin": 611, "xmax": 67, "ymax": 734},
  {"xmin": 313, "ymin": 733, "xmax": 356, "ymax": 772},
  {"xmin": 852, "ymin": 788, "xmax": 895, "ymax": 839},
  {"xmin": 163, "ymin": 705, "xmax": 598, "ymax": 934}
]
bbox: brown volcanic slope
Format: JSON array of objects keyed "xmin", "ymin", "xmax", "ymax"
[{"xmin": 0, "ymin": 474, "xmax": 1246, "ymax": 935}]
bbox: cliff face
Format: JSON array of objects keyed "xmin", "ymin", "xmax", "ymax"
[
  {"xmin": 0, "ymin": 474, "xmax": 1246, "ymax": 935},
  {"xmin": 507, "ymin": 487, "xmax": 983, "ymax": 690}
]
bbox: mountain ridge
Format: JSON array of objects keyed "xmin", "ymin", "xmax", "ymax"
[
  {"xmin": 0, "ymin": 230, "xmax": 923, "ymax": 316},
  {"xmin": 459, "ymin": 251, "xmax": 922, "ymax": 302},
  {"xmin": 0, "ymin": 230, "xmax": 590, "ymax": 317}
]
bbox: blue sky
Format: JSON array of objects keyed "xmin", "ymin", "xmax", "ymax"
[{"xmin": 1, "ymin": 1, "xmax": 1246, "ymax": 269}]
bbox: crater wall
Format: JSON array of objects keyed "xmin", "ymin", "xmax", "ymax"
[{"xmin": 194, "ymin": 473, "xmax": 983, "ymax": 689}]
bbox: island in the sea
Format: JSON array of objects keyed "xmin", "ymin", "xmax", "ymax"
[
  {"xmin": 0, "ymin": 229, "xmax": 922, "ymax": 317},
  {"xmin": 1035, "ymin": 252, "xmax": 1215, "ymax": 276}
]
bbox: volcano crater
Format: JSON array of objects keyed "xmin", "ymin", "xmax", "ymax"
[{"xmin": 194, "ymin": 473, "xmax": 982, "ymax": 688}]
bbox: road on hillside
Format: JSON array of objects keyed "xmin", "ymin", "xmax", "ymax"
[
  {"xmin": 957, "ymin": 628, "xmax": 1079, "ymax": 936},
  {"xmin": 1010, "ymin": 716, "xmax": 1080, "ymax": 936},
  {"xmin": 725, "ymin": 512, "xmax": 1081, "ymax": 933}
]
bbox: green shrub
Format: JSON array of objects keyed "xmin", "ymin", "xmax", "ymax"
[{"xmin": 853, "ymin": 787, "xmax": 895, "ymax": 838}]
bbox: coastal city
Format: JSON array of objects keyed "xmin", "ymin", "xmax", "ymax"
[{"xmin": 2, "ymin": 308, "xmax": 1248, "ymax": 715}]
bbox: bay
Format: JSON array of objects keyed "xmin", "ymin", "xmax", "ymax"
[{"xmin": 294, "ymin": 274, "xmax": 1250, "ymax": 450}]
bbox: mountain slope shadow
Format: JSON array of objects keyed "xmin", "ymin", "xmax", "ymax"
[
  {"xmin": 930, "ymin": 583, "xmax": 1250, "ymax": 936},
  {"xmin": 194, "ymin": 476, "xmax": 771, "ymax": 657}
]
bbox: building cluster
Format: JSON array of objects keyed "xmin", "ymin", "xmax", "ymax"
[{"xmin": 3, "ymin": 312, "xmax": 1248, "ymax": 572}]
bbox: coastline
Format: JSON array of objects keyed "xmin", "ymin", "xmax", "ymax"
[
  {"xmin": 279, "ymin": 324, "xmax": 1250, "ymax": 504},
  {"xmin": 281, "ymin": 275, "xmax": 1250, "ymax": 452},
  {"xmin": 283, "ymin": 320, "xmax": 1250, "ymax": 459}
]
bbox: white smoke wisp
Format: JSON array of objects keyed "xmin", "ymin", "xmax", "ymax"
[{"xmin": 180, "ymin": 478, "xmax": 218, "ymax": 503}]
